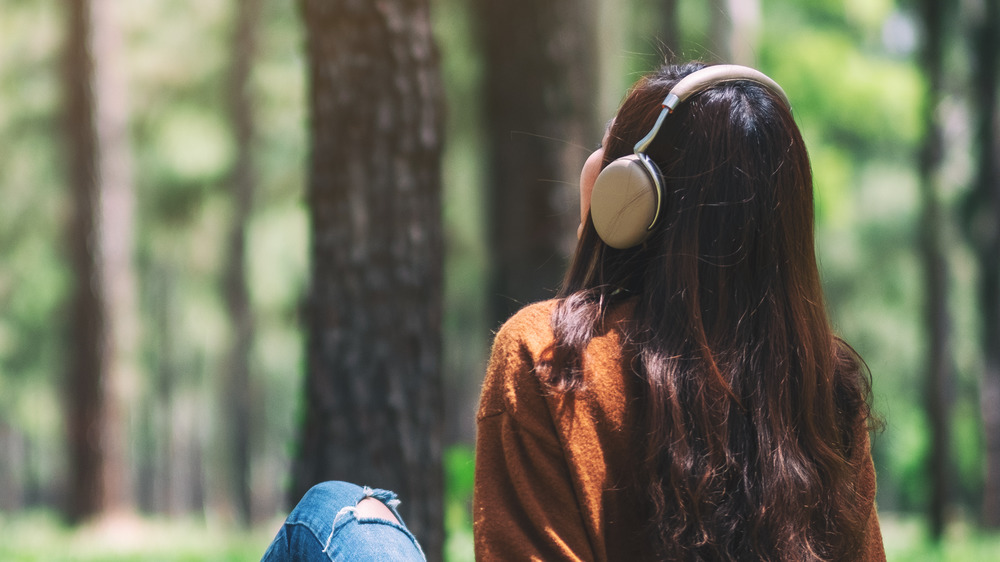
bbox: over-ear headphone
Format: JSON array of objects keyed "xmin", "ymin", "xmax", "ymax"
[{"xmin": 589, "ymin": 65, "xmax": 791, "ymax": 249}]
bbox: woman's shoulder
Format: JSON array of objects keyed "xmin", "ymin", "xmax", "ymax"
[
  {"xmin": 493, "ymin": 296, "xmax": 637, "ymax": 348},
  {"xmin": 477, "ymin": 300, "xmax": 559, "ymax": 420},
  {"xmin": 486, "ymin": 300, "xmax": 566, "ymax": 363}
]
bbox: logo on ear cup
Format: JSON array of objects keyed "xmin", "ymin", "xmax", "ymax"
[{"xmin": 590, "ymin": 154, "xmax": 662, "ymax": 249}]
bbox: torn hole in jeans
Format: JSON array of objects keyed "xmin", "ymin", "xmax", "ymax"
[{"xmin": 324, "ymin": 487, "xmax": 404, "ymax": 553}]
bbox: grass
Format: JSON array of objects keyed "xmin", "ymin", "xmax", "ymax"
[
  {"xmin": 880, "ymin": 512, "xmax": 1000, "ymax": 562},
  {"xmin": 2, "ymin": 503, "xmax": 998, "ymax": 561},
  {"xmin": 0, "ymin": 510, "xmax": 276, "ymax": 561}
]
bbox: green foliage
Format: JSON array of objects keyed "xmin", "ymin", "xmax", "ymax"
[
  {"xmin": 0, "ymin": 508, "xmax": 999, "ymax": 562},
  {"xmin": 0, "ymin": 0, "xmax": 307, "ymax": 522},
  {"xmin": 433, "ymin": 0, "xmax": 492, "ymax": 445},
  {"xmin": 444, "ymin": 445, "xmax": 475, "ymax": 562},
  {"xmin": 0, "ymin": 510, "xmax": 274, "ymax": 561},
  {"xmin": 762, "ymin": 29, "xmax": 922, "ymax": 155},
  {"xmin": 759, "ymin": 0, "xmax": 986, "ymax": 521},
  {"xmin": 881, "ymin": 513, "xmax": 1000, "ymax": 561},
  {"xmin": 0, "ymin": 0, "xmax": 68, "ymax": 490},
  {"xmin": 151, "ymin": 106, "xmax": 235, "ymax": 184}
]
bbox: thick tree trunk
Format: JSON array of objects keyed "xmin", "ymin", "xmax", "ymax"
[
  {"xmin": 472, "ymin": 0, "xmax": 598, "ymax": 328},
  {"xmin": 293, "ymin": 1, "xmax": 445, "ymax": 558},
  {"xmin": 224, "ymin": 0, "xmax": 262, "ymax": 528},
  {"xmin": 65, "ymin": 0, "xmax": 137, "ymax": 521},
  {"xmin": 917, "ymin": 0, "xmax": 952, "ymax": 540},
  {"xmin": 968, "ymin": 0, "xmax": 1000, "ymax": 529}
]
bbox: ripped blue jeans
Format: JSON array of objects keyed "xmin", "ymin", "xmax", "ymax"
[{"xmin": 261, "ymin": 481, "xmax": 426, "ymax": 561}]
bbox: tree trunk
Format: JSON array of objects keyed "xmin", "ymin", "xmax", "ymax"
[
  {"xmin": 658, "ymin": 0, "xmax": 680, "ymax": 56},
  {"xmin": 917, "ymin": 0, "xmax": 952, "ymax": 540},
  {"xmin": 64, "ymin": 0, "xmax": 137, "ymax": 522},
  {"xmin": 725, "ymin": 0, "xmax": 760, "ymax": 66},
  {"xmin": 292, "ymin": 1, "xmax": 445, "ymax": 558},
  {"xmin": 472, "ymin": 0, "xmax": 598, "ymax": 328},
  {"xmin": 66, "ymin": 0, "xmax": 103, "ymax": 522},
  {"xmin": 0, "ymin": 422, "xmax": 25, "ymax": 511},
  {"xmin": 968, "ymin": 0, "xmax": 1000, "ymax": 529},
  {"xmin": 709, "ymin": 0, "xmax": 728, "ymax": 62},
  {"xmin": 224, "ymin": 0, "xmax": 262, "ymax": 528},
  {"xmin": 625, "ymin": 0, "xmax": 680, "ymax": 88},
  {"xmin": 92, "ymin": 0, "xmax": 138, "ymax": 518},
  {"xmin": 707, "ymin": 0, "xmax": 760, "ymax": 64},
  {"xmin": 630, "ymin": 0, "xmax": 680, "ymax": 63},
  {"xmin": 150, "ymin": 266, "xmax": 179, "ymax": 515}
]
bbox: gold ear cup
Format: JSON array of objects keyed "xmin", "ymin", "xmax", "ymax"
[{"xmin": 590, "ymin": 155, "xmax": 660, "ymax": 249}]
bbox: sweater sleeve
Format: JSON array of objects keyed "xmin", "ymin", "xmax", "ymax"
[{"xmin": 473, "ymin": 306, "xmax": 596, "ymax": 562}]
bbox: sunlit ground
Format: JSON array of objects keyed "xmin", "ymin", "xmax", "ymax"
[
  {"xmin": 0, "ymin": 510, "xmax": 275, "ymax": 561},
  {"xmin": 0, "ymin": 509, "xmax": 998, "ymax": 561},
  {"xmin": 879, "ymin": 512, "xmax": 1000, "ymax": 562}
]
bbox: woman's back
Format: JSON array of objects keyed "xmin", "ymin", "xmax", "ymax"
[
  {"xmin": 473, "ymin": 63, "xmax": 885, "ymax": 561},
  {"xmin": 474, "ymin": 299, "xmax": 883, "ymax": 561}
]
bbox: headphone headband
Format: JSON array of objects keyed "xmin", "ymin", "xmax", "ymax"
[
  {"xmin": 662, "ymin": 64, "xmax": 790, "ymax": 112},
  {"xmin": 634, "ymin": 65, "xmax": 790, "ymax": 154},
  {"xmin": 591, "ymin": 64, "xmax": 790, "ymax": 249}
]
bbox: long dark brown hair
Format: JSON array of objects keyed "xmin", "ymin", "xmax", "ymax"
[{"xmin": 542, "ymin": 63, "xmax": 876, "ymax": 560}]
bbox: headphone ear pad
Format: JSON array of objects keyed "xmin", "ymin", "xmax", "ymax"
[{"xmin": 590, "ymin": 155, "xmax": 660, "ymax": 249}]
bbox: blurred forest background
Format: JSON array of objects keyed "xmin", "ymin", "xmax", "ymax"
[{"xmin": 1, "ymin": 0, "xmax": 999, "ymax": 560}]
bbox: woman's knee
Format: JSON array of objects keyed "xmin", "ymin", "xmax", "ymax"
[
  {"xmin": 295, "ymin": 481, "xmax": 401, "ymax": 524},
  {"xmin": 296, "ymin": 481, "xmax": 360, "ymax": 508},
  {"xmin": 355, "ymin": 496, "xmax": 400, "ymax": 524}
]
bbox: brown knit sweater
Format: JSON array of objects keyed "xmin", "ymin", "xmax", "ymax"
[{"xmin": 473, "ymin": 299, "xmax": 885, "ymax": 561}]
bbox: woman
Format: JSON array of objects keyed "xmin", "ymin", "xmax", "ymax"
[{"xmin": 473, "ymin": 62, "xmax": 885, "ymax": 561}]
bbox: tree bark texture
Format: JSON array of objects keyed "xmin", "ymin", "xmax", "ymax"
[
  {"xmin": 968, "ymin": 0, "xmax": 1000, "ymax": 529},
  {"xmin": 472, "ymin": 0, "xmax": 598, "ymax": 328},
  {"xmin": 224, "ymin": 0, "xmax": 262, "ymax": 528},
  {"xmin": 293, "ymin": 0, "xmax": 445, "ymax": 558},
  {"xmin": 917, "ymin": 0, "xmax": 953, "ymax": 540},
  {"xmin": 64, "ymin": 0, "xmax": 137, "ymax": 522}
]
